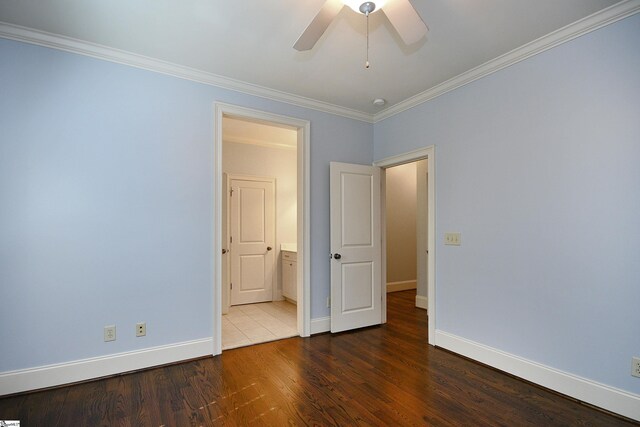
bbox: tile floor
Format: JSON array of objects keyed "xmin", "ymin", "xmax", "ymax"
[{"xmin": 222, "ymin": 300, "xmax": 297, "ymax": 350}]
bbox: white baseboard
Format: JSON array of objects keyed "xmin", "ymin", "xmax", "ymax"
[
  {"xmin": 386, "ymin": 280, "xmax": 417, "ymax": 293},
  {"xmin": 0, "ymin": 338, "xmax": 213, "ymax": 396},
  {"xmin": 435, "ymin": 330, "xmax": 640, "ymax": 421},
  {"xmin": 310, "ymin": 316, "xmax": 331, "ymax": 335},
  {"xmin": 415, "ymin": 295, "xmax": 428, "ymax": 311}
]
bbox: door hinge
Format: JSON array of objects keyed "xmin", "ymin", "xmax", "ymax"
[
  {"xmin": 230, "ymin": 236, "xmax": 233, "ymax": 243},
  {"xmin": 230, "ymin": 283, "xmax": 233, "ymax": 289},
  {"xmin": 230, "ymin": 188, "xmax": 234, "ymax": 196}
]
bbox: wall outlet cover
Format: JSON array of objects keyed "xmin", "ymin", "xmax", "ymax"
[
  {"xmin": 136, "ymin": 322, "xmax": 146, "ymax": 337},
  {"xmin": 632, "ymin": 357, "xmax": 640, "ymax": 378},
  {"xmin": 104, "ymin": 325, "xmax": 116, "ymax": 342}
]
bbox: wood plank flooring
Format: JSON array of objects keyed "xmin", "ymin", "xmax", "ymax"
[{"xmin": 1, "ymin": 291, "xmax": 636, "ymax": 426}]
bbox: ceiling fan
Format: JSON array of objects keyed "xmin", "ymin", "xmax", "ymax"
[{"xmin": 294, "ymin": 0, "xmax": 428, "ymax": 59}]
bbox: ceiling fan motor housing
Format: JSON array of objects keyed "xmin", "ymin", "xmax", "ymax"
[{"xmin": 359, "ymin": 2, "xmax": 376, "ymax": 15}]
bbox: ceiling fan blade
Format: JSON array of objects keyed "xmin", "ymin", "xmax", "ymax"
[
  {"xmin": 381, "ymin": 0, "xmax": 428, "ymax": 45},
  {"xmin": 294, "ymin": 0, "xmax": 345, "ymax": 51}
]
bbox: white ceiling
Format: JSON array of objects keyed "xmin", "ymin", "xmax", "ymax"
[{"xmin": 0, "ymin": 0, "xmax": 623, "ymax": 115}]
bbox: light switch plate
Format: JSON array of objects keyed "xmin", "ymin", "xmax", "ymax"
[{"xmin": 444, "ymin": 232, "xmax": 461, "ymax": 246}]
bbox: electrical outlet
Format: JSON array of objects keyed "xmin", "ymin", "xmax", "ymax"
[
  {"xmin": 632, "ymin": 357, "xmax": 640, "ymax": 378},
  {"xmin": 136, "ymin": 322, "xmax": 146, "ymax": 337},
  {"xmin": 104, "ymin": 325, "xmax": 116, "ymax": 342},
  {"xmin": 444, "ymin": 232, "xmax": 461, "ymax": 246}
]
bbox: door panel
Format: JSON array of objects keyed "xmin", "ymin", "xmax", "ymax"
[
  {"xmin": 239, "ymin": 255, "xmax": 266, "ymax": 290},
  {"xmin": 330, "ymin": 162, "xmax": 381, "ymax": 333},
  {"xmin": 342, "ymin": 262, "xmax": 374, "ymax": 312},
  {"xmin": 341, "ymin": 174, "xmax": 373, "ymax": 246},
  {"xmin": 239, "ymin": 187, "xmax": 266, "ymax": 242},
  {"xmin": 230, "ymin": 178, "xmax": 275, "ymax": 305}
]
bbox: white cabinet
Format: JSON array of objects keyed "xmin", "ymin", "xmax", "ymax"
[{"xmin": 282, "ymin": 250, "xmax": 297, "ymax": 303}]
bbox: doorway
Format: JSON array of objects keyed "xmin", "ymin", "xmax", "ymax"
[
  {"xmin": 375, "ymin": 146, "xmax": 435, "ymax": 345},
  {"xmin": 221, "ymin": 125, "xmax": 294, "ymax": 349},
  {"xmin": 383, "ymin": 160, "xmax": 428, "ymax": 326},
  {"xmin": 213, "ymin": 103, "xmax": 311, "ymax": 355},
  {"xmin": 384, "ymin": 161, "xmax": 421, "ymax": 292}
]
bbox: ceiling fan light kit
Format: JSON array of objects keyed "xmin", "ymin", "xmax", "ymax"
[
  {"xmin": 293, "ymin": 0, "xmax": 428, "ymax": 69},
  {"xmin": 343, "ymin": 0, "xmax": 386, "ymax": 13},
  {"xmin": 358, "ymin": 2, "xmax": 377, "ymax": 15}
]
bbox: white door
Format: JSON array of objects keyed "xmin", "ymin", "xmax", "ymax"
[
  {"xmin": 330, "ymin": 162, "xmax": 382, "ymax": 332},
  {"xmin": 222, "ymin": 173, "xmax": 230, "ymax": 314},
  {"xmin": 230, "ymin": 178, "xmax": 275, "ymax": 305}
]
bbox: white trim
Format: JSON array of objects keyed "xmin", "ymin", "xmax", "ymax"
[
  {"xmin": 223, "ymin": 136, "xmax": 296, "ymax": 151},
  {"xmin": 426, "ymin": 147, "xmax": 435, "ymax": 345},
  {"xmin": 374, "ymin": 147, "xmax": 432, "ymax": 168},
  {"xmin": 213, "ymin": 105, "xmax": 224, "ymax": 355},
  {"xmin": 298, "ymin": 123, "xmax": 311, "ymax": 339},
  {"xmin": 0, "ymin": 22, "xmax": 372, "ymax": 124},
  {"xmin": 415, "ymin": 295, "xmax": 428, "ymax": 311},
  {"xmin": 375, "ymin": 146, "xmax": 436, "ymax": 346},
  {"xmin": 380, "ymin": 168, "xmax": 387, "ymax": 324},
  {"xmin": 3, "ymin": 2, "xmax": 639, "ymax": 125},
  {"xmin": 213, "ymin": 103, "xmax": 311, "ymax": 357},
  {"xmin": 416, "ymin": 159, "xmax": 428, "ymax": 313},
  {"xmin": 435, "ymin": 331, "xmax": 640, "ymax": 422},
  {"xmin": 310, "ymin": 317, "xmax": 331, "ymax": 335},
  {"xmin": 373, "ymin": 0, "xmax": 640, "ymax": 122},
  {"xmin": 0, "ymin": 338, "xmax": 212, "ymax": 396},
  {"xmin": 386, "ymin": 280, "xmax": 417, "ymax": 292}
]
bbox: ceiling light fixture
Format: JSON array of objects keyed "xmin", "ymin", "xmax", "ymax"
[
  {"xmin": 294, "ymin": 0, "xmax": 428, "ymax": 68},
  {"xmin": 342, "ymin": 0, "xmax": 386, "ymax": 13},
  {"xmin": 373, "ymin": 98, "xmax": 386, "ymax": 106}
]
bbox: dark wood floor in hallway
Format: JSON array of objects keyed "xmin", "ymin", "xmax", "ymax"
[{"xmin": 1, "ymin": 290, "xmax": 635, "ymax": 426}]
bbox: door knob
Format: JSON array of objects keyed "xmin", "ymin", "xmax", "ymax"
[
  {"xmin": 333, "ymin": 253, "xmax": 342, "ymax": 260},
  {"xmin": 222, "ymin": 249, "xmax": 227, "ymax": 254},
  {"xmin": 267, "ymin": 246, "xmax": 272, "ymax": 251}
]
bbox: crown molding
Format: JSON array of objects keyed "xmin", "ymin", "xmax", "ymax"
[
  {"xmin": 2, "ymin": 0, "xmax": 638, "ymax": 126},
  {"xmin": 0, "ymin": 22, "xmax": 374, "ymax": 123},
  {"xmin": 373, "ymin": 0, "xmax": 640, "ymax": 123}
]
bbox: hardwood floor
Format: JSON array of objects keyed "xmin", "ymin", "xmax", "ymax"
[{"xmin": 1, "ymin": 290, "xmax": 636, "ymax": 426}]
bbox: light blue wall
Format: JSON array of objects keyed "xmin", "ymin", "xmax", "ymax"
[
  {"xmin": 0, "ymin": 38, "xmax": 372, "ymax": 372},
  {"xmin": 374, "ymin": 14, "xmax": 640, "ymax": 393}
]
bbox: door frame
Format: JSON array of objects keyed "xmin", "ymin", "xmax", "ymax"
[
  {"xmin": 374, "ymin": 146, "xmax": 436, "ymax": 346},
  {"xmin": 213, "ymin": 103, "xmax": 311, "ymax": 355},
  {"xmin": 226, "ymin": 174, "xmax": 276, "ymax": 308}
]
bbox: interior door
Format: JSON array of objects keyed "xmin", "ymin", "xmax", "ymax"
[
  {"xmin": 330, "ymin": 162, "xmax": 382, "ymax": 332},
  {"xmin": 230, "ymin": 178, "xmax": 275, "ymax": 305},
  {"xmin": 222, "ymin": 173, "xmax": 230, "ymax": 314}
]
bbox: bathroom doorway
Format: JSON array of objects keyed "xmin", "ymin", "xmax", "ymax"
[
  {"xmin": 221, "ymin": 117, "xmax": 297, "ymax": 349},
  {"xmin": 213, "ymin": 104, "xmax": 310, "ymax": 354}
]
